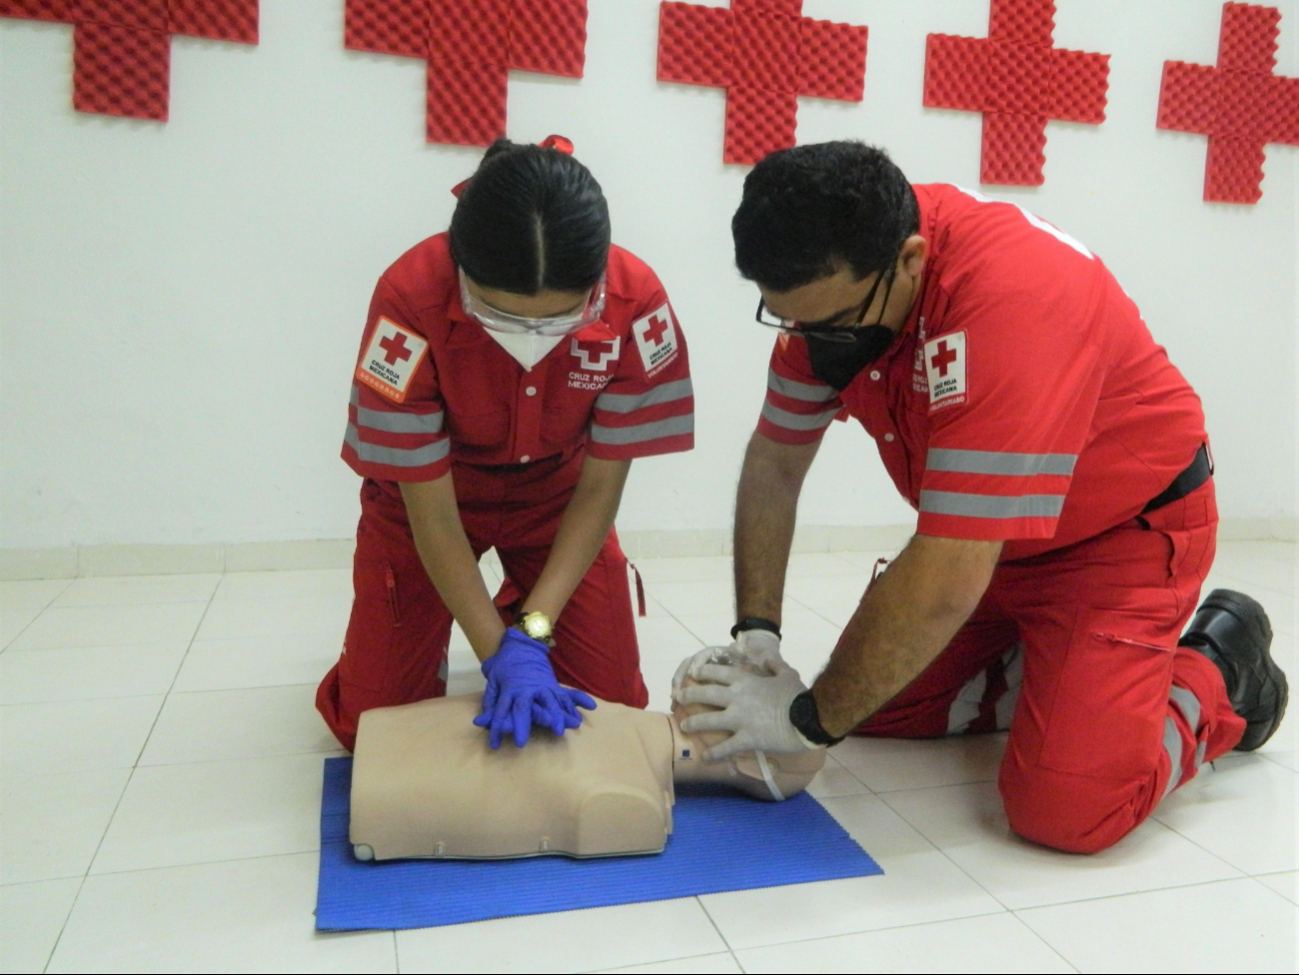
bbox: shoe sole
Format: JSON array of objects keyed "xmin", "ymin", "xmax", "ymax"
[{"xmin": 1202, "ymin": 589, "xmax": 1288, "ymax": 751}]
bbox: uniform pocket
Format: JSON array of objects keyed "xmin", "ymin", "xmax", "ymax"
[
  {"xmin": 445, "ymin": 409, "xmax": 510, "ymax": 448},
  {"xmin": 541, "ymin": 405, "xmax": 589, "ymax": 446},
  {"xmin": 1038, "ymin": 612, "xmax": 1175, "ymax": 779},
  {"xmin": 342, "ymin": 558, "xmax": 400, "ymax": 692}
]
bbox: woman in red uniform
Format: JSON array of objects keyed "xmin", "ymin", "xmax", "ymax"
[{"xmin": 318, "ymin": 138, "xmax": 694, "ymax": 751}]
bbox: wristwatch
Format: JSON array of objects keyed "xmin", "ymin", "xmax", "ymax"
[
  {"xmin": 730, "ymin": 616, "xmax": 782, "ymax": 640},
  {"xmin": 513, "ymin": 611, "xmax": 555, "ymax": 648},
  {"xmin": 788, "ymin": 690, "xmax": 846, "ymax": 747}
]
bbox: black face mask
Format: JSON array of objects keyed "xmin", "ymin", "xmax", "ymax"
[{"xmin": 805, "ymin": 324, "xmax": 898, "ymax": 390}]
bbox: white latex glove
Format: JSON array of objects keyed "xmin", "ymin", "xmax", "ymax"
[
  {"xmin": 676, "ymin": 660, "xmax": 816, "ymax": 760},
  {"xmin": 670, "ymin": 628, "xmax": 786, "ymax": 694}
]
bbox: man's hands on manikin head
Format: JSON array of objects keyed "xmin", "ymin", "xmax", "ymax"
[
  {"xmin": 475, "ymin": 628, "xmax": 597, "ymax": 749},
  {"xmin": 671, "ymin": 628, "xmax": 786, "ymax": 693},
  {"xmin": 671, "ymin": 630, "xmax": 817, "ymax": 761}
]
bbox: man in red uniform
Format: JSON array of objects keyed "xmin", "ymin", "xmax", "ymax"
[
  {"xmin": 319, "ymin": 142, "xmax": 693, "ymax": 751},
  {"xmin": 675, "ymin": 142, "xmax": 1286, "ymax": 853}
]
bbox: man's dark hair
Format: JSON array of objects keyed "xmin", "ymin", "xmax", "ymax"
[
  {"xmin": 450, "ymin": 139, "xmax": 611, "ymax": 294},
  {"xmin": 732, "ymin": 141, "xmax": 920, "ymax": 292}
]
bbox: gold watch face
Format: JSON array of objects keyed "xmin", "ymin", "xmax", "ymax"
[{"xmin": 520, "ymin": 612, "xmax": 552, "ymax": 641}]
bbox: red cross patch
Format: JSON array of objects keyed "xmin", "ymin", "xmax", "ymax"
[
  {"xmin": 923, "ymin": 331, "xmax": 967, "ymax": 411},
  {"xmin": 356, "ymin": 317, "xmax": 429, "ymax": 403},
  {"xmin": 632, "ymin": 303, "xmax": 679, "ymax": 376},
  {"xmin": 570, "ymin": 336, "xmax": 620, "ymax": 373}
]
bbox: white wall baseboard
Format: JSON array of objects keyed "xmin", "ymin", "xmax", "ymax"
[{"xmin": 1, "ymin": 518, "xmax": 1293, "ymax": 580}]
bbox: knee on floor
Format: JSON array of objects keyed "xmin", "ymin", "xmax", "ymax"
[{"xmin": 1000, "ymin": 769, "xmax": 1142, "ymax": 855}]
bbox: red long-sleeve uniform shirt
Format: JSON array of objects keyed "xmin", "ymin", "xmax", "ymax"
[
  {"xmin": 342, "ymin": 234, "xmax": 694, "ymax": 494},
  {"xmin": 758, "ymin": 184, "xmax": 1207, "ymax": 560}
]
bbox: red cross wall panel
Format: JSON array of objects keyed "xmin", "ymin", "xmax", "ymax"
[
  {"xmin": 344, "ymin": 0, "xmax": 588, "ymax": 146},
  {"xmin": 923, "ymin": 0, "xmax": 1110, "ymax": 185},
  {"xmin": 656, "ymin": 0, "xmax": 867, "ymax": 165},
  {"xmin": 0, "ymin": 0, "xmax": 259, "ymax": 121},
  {"xmin": 1157, "ymin": 2, "xmax": 1299, "ymax": 204}
]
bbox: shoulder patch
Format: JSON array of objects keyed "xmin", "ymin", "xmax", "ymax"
[
  {"xmin": 631, "ymin": 303, "xmax": 679, "ymax": 377},
  {"xmin": 356, "ymin": 317, "xmax": 430, "ymax": 404},
  {"xmin": 924, "ymin": 331, "xmax": 967, "ymax": 411}
]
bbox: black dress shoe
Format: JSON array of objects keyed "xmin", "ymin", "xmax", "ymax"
[{"xmin": 1179, "ymin": 589, "xmax": 1288, "ymax": 751}]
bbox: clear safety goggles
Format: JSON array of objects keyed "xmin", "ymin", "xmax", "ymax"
[{"xmin": 459, "ymin": 269, "xmax": 607, "ymax": 337}]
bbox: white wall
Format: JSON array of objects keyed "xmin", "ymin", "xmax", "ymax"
[{"xmin": 1, "ymin": 0, "xmax": 1294, "ymax": 550}]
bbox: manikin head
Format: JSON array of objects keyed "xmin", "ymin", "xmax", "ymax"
[
  {"xmin": 670, "ymin": 648, "xmax": 825, "ymax": 802},
  {"xmin": 731, "ymin": 142, "xmax": 929, "ymax": 370}
]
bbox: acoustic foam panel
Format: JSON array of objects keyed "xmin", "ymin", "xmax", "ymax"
[
  {"xmin": 656, "ymin": 0, "xmax": 867, "ymax": 165},
  {"xmin": 1157, "ymin": 2, "xmax": 1299, "ymax": 204},
  {"xmin": 922, "ymin": 0, "xmax": 1109, "ymax": 186}
]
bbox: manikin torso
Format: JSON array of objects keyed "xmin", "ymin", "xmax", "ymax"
[{"xmin": 350, "ymin": 688, "xmax": 826, "ymax": 861}]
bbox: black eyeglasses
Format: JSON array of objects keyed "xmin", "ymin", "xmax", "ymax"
[{"xmin": 756, "ymin": 266, "xmax": 897, "ymax": 344}]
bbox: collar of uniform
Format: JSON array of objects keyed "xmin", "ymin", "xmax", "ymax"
[
  {"xmin": 443, "ymin": 289, "xmax": 493, "ymax": 349},
  {"xmin": 879, "ymin": 185, "xmax": 940, "ymax": 364}
]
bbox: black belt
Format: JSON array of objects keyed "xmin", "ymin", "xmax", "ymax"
[{"xmin": 1142, "ymin": 444, "xmax": 1212, "ymax": 514}]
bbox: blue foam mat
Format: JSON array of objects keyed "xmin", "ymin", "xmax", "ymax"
[{"xmin": 316, "ymin": 757, "xmax": 882, "ymax": 931}]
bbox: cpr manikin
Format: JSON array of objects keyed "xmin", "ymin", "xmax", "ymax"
[{"xmin": 349, "ymin": 651, "xmax": 825, "ymax": 861}]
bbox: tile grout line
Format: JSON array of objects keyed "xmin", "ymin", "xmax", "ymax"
[
  {"xmin": 0, "ymin": 577, "xmax": 75, "ymax": 656},
  {"xmin": 783, "ymin": 593, "xmax": 850, "ymax": 631},
  {"xmin": 1242, "ymin": 872, "xmax": 1299, "ymax": 905},
  {"xmin": 871, "ymin": 787, "xmax": 1025, "ymax": 917},
  {"xmin": 873, "ymin": 782, "xmax": 1257, "ymax": 916},
  {"xmin": 1003, "ymin": 910, "xmax": 1082, "ymax": 974},
  {"xmin": 708, "ymin": 906, "xmax": 1016, "ymax": 962},
  {"xmin": 40, "ymin": 576, "xmax": 224, "ymax": 973},
  {"xmin": 692, "ymin": 894, "xmax": 743, "ymax": 972}
]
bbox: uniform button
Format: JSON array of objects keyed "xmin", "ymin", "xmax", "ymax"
[
  {"xmin": 869, "ymin": 370, "xmax": 882, "ymax": 381},
  {"xmin": 520, "ymin": 455, "xmax": 531, "ymax": 463},
  {"xmin": 884, "ymin": 433, "xmax": 896, "ymax": 443},
  {"xmin": 525, "ymin": 386, "xmax": 537, "ymax": 397}
]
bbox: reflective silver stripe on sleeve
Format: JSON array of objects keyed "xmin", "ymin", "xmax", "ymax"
[
  {"xmin": 350, "ymin": 386, "xmax": 445, "ymax": 434},
  {"xmin": 596, "ymin": 378, "xmax": 694, "ymax": 414},
  {"xmin": 919, "ymin": 490, "xmax": 1065, "ymax": 519},
  {"xmin": 760, "ymin": 401, "xmax": 839, "ymax": 432},
  {"xmin": 357, "ymin": 406, "xmax": 444, "ymax": 435},
  {"xmin": 926, "ymin": 449, "xmax": 1078, "ymax": 477},
  {"xmin": 590, "ymin": 413, "xmax": 694, "ymax": 446},
  {"xmin": 1162, "ymin": 715, "xmax": 1184, "ymax": 797},
  {"xmin": 767, "ymin": 369, "xmax": 838, "ymax": 403},
  {"xmin": 345, "ymin": 424, "xmax": 450, "ymax": 468}
]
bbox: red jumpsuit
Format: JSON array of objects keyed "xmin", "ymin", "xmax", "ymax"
[
  {"xmin": 318, "ymin": 235, "xmax": 694, "ymax": 750},
  {"xmin": 760, "ymin": 185, "xmax": 1244, "ymax": 853}
]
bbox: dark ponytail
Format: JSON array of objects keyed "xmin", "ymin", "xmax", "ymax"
[{"xmin": 450, "ymin": 139, "xmax": 611, "ymax": 295}]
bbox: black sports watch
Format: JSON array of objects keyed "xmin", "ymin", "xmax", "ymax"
[
  {"xmin": 788, "ymin": 690, "xmax": 846, "ymax": 747},
  {"xmin": 730, "ymin": 616, "xmax": 782, "ymax": 640}
]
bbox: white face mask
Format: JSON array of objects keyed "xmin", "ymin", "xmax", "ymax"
[{"xmin": 482, "ymin": 328, "xmax": 565, "ymax": 371}]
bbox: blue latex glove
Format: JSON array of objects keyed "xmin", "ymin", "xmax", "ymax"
[{"xmin": 474, "ymin": 628, "xmax": 598, "ymax": 749}]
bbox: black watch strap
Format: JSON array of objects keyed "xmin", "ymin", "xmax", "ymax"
[
  {"xmin": 788, "ymin": 690, "xmax": 846, "ymax": 746},
  {"xmin": 731, "ymin": 616, "xmax": 782, "ymax": 640}
]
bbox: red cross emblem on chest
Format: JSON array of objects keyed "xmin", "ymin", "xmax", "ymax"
[
  {"xmin": 930, "ymin": 340, "xmax": 959, "ymax": 377},
  {"xmin": 0, "ymin": 0, "xmax": 258, "ymax": 121},
  {"xmin": 1157, "ymin": 2, "xmax": 1299, "ymax": 204},
  {"xmin": 923, "ymin": 0, "xmax": 1111, "ymax": 186},
  {"xmin": 344, "ymin": 0, "xmax": 589, "ymax": 146},
  {"xmin": 656, "ymin": 0, "xmax": 868, "ymax": 164},
  {"xmin": 380, "ymin": 331, "xmax": 414, "ymax": 366}
]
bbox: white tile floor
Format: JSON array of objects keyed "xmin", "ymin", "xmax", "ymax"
[{"xmin": 1, "ymin": 543, "xmax": 1295, "ymax": 974}]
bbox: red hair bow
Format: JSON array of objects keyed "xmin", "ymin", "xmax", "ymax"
[{"xmin": 452, "ymin": 135, "xmax": 575, "ymax": 197}]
